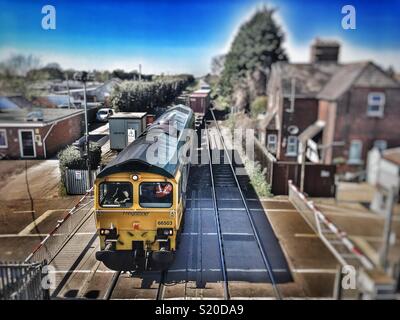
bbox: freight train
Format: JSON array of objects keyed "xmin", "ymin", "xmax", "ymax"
[{"xmin": 94, "ymin": 105, "xmax": 195, "ymax": 271}]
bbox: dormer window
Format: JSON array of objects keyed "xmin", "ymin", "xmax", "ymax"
[{"xmin": 367, "ymin": 92, "xmax": 385, "ymax": 117}]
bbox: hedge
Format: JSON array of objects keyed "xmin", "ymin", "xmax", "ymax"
[{"xmin": 110, "ymin": 75, "xmax": 194, "ymax": 112}]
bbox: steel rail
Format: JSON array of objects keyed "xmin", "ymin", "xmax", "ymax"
[
  {"xmin": 209, "ymin": 109, "xmax": 282, "ymax": 300},
  {"xmin": 205, "ymin": 123, "xmax": 230, "ymax": 300},
  {"xmin": 103, "ymin": 270, "xmax": 121, "ymax": 300},
  {"xmin": 156, "ymin": 271, "xmax": 167, "ymax": 300}
]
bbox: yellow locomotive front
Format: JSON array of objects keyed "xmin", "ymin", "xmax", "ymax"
[
  {"xmin": 94, "ymin": 171, "xmax": 184, "ymax": 270},
  {"xmin": 94, "ymin": 105, "xmax": 194, "ymax": 271}
]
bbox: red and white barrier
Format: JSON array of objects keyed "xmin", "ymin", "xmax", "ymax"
[
  {"xmin": 288, "ymin": 181, "xmax": 374, "ymax": 270},
  {"xmin": 25, "ymin": 188, "xmax": 94, "ymax": 263}
]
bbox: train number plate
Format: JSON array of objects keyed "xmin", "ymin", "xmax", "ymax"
[{"xmin": 156, "ymin": 220, "xmax": 173, "ymax": 227}]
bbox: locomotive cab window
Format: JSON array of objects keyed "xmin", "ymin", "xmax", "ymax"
[
  {"xmin": 99, "ymin": 182, "xmax": 133, "ymax": 208},
  {"xmin": 139, "ymin": 182, "xmax": 173, "ymax": 208}
]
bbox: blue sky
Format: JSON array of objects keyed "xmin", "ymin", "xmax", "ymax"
[{"xmin": 0, "ymin": 0, "xmax": 399, "ymax": 75}]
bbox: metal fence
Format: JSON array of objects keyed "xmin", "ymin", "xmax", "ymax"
[
  {"xmin": 0, "ymin": 262, "xmax": 49, "ymax": 300},
  {"xmin": 253, "ymin": 137, "xmax": 275, "ymax": 186},
  {"xmin": 65, "ymin": 168, "xmax": 99, "ymax": 195},
  {"xmin": 25, "ymin": 191, "xmax": 94, "ymax": 264}
]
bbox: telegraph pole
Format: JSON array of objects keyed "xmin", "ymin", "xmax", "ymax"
[
  {"xmin": 83, "ymin": 74, "xmax": 91, "ymax": 190},
  {"xmin": 66, "ymin": 72, "xmax": 72, "ymax": 109}
]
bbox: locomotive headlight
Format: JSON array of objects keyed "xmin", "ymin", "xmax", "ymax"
[
  {"xmin": 100, "ymin": 229, "xmax": 111, "ymax": 235},
  {"xmin": 132, "ymin": 174, "xmax": 139, "ymax": 181},
  {"xmin": 163, "ymin": 228, "xmax": 173, "ymax": 236}
]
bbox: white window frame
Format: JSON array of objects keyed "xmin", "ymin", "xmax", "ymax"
[
  {"xmin": 267, "ymin": 134, "xmax": 277, "ymax": 153},
  {"xmin": 18, "ymin": 129, "xmax": 36, "ymax": 158},
  {"xmin": 373, "ymin": 140, "xmax": 387, "ymax": 152},
  {"xmin": 367, "ymin": 92, "xmax": 385, "ymax": 117},
  {"xmin": 0, "ymin": 129, "xmax": 8, "ymax": 149},
  {"xmin": 348, "ymin": 139, "xmax": 363, "ymax": 164},
  {"xmin": 286, "ymin": 135, "xmax": 298, "ymax": 156}
]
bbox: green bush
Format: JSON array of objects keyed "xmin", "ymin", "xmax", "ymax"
[
  {"xmin": 244, "ymin": 158, "xmax": 273, "ymax": 197},
  {"xmin": 214, "ymin": 95, "xmax": 230, "ymax": 111},
  {"xmin": 250, "ymin": 96, "xmax": 268, "ymax": 118},
  {"xmin": 58, "ymin": 142, "xmax": 101, "ymax": 184},
  {"xmin": 110, "ymin": 75, "xmax": 194, "ymax": 112},
  {"xmin": 224, "ymin": 112, "xmax": 236, "ymax": 134}
]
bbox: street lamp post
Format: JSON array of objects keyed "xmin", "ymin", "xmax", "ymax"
[{"xmin": 74, "ymin": 71, "xmax": 92, "ymax": 190}]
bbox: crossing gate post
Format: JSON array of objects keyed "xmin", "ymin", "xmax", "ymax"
[{"xmin": 333, "ymin": 264, "xmax": 343, "ymax": 300}]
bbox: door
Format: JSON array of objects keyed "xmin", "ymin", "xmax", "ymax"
[
  {"xmin": 19, "ymin": 129, "xmax": 36, "ymax": 158},
  {"xmin": 110, "ymin": 119, "xmax": 125, "ymax": 150}
]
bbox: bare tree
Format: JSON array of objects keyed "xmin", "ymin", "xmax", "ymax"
[
  {"xmin": 211, "ymin": 54, "xmax": 226, "ymax": 76},
  {"xmin": 0, "ymin": 54, "xmax": 41, "ymax": 76}
]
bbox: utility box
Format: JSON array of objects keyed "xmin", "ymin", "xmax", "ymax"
[{"xmin": 109, "ymin": 112, "xmax": 147, "ymax": 150}]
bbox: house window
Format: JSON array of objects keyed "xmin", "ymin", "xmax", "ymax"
[
  {"xmin": 367, "ymin": 92, "xmax": 385, "ymax": 117},
  {"xmin": 286, "ymin": 136, "xmax": 298, "ymax": 156},
  {"xmin": 0, "ymin": 129, "xmax": 7, "ymax": 148},
  {"xmin": 348, "ymin": 140, "xmax": 363, "ymax": 164},
  {"xmin": 373, "ymin": 140, "xmax": 387, "ymax": 152},
  {"xmin": 267, "ymin": 134, "xmax": 277, "ymax": 153}
]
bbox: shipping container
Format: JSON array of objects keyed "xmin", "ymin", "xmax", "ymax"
[{"xmin": 189, "ymin": 89, "xmax": 211, "ymax": 115}]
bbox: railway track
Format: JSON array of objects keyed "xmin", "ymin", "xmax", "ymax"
[
  {"xmin": 205, "ymin": 109, "xmax": 282, "ymax": 300},
  {"xmin": 156, "ymin": 271, "xmax": 167, "ymax": 300},
  {"xmin": 103, "ymin": 271, "xmax": 121, "ymax": 300},
  {"xmin": 206, "ymin": 120, "xmax": 230, "ymax": 300}
]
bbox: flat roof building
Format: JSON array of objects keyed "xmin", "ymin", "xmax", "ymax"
[{"xmin": 0, "ymin": 108, "xmax": 84, "ymax": 159}]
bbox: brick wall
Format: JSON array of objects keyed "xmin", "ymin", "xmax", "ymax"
[
  {"xmin": 40, "ymin": 113, "xmax": 84, "ymax": 157},
  {"xmin": 0, "ymin": 127, "xmax": 21, "ymax": 158},
  {"xmin": 327, "ymin": 87, "xmax": 400, "ymax": 170},
  {"xmin": 279, "ymin": 97, "xmax": 319, "ymax": 161}
]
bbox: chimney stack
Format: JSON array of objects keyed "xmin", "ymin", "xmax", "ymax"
[{"xmin": 311, "ymin": 38, "xmax": 340, "ymax": 63}]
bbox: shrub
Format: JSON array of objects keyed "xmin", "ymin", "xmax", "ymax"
[
  {"xmin": 250, "ymin": 96, "xmax": 268, "ymax": 118},
  {"xmin": 58, "ymin": 142, "xmax": 101, "ymax": 184},
  {"xmin": 214, "ymin": 95, "xmax": 230, "ymax": 111},
  {"xmin": 244, "ymin": 158, "xmax": 273, "ymax": 197},
  {"xmin": 224, "ymin": 112, "xmax": 236, "ymax": 134}
]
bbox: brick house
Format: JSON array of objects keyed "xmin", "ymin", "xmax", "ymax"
[
  {"xmin": 317, "ymin": 62, "xmax": 400, "ymax": 171},
  {"xmin": 260, "ymin": 39, "xmax": 400, "ymax": 173},
  {"xmin": 0, "ymin": 108, "xmax": 84, "ymax": 159},
  {"xmin": 259, "ymin": 61, "xmax": 340, "ymax": 161}
]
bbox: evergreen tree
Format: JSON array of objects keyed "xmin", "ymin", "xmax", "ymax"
[{"xmin": 219, "ymin": 7, "xmax": 287, "ymax": 107}]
